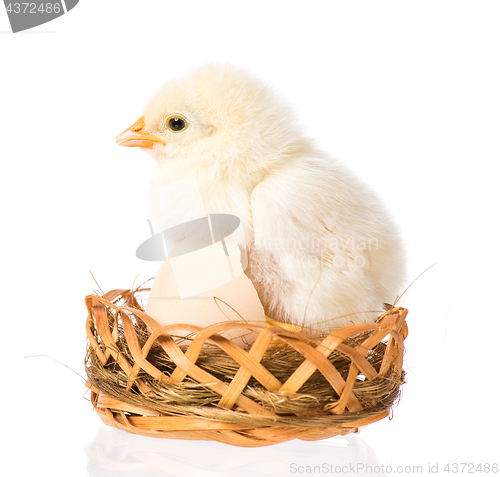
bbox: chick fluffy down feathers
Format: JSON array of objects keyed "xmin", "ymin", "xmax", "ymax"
[{"xmin": 143, "ymin": 64, "xmax": 406, "ymax": 331}]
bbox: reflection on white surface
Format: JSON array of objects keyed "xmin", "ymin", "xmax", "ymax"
[{"xmin": 86, "ymin": 426, "xmax": 381, "ymax": 477}]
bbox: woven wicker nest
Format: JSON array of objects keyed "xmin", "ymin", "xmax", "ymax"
[{"xmin": 85, "ymin": 288, "xmax": 408, "ymax": 447}]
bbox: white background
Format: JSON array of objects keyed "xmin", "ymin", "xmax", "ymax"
[{"xmin": 2, "ymin": 1, "xmax": 499, "ymax": 476}]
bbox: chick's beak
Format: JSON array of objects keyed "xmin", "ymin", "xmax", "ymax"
[{"xmin": 116, "ymin": 117, "xmax": 166, "ymax": 148}]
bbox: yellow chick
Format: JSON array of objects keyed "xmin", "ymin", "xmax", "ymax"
[{"xmin": 117, "ymin": 64, "xmax": 406, "ymax": 332}]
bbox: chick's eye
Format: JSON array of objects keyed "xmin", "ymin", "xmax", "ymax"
[{"xmin": 167, "ymin": 117, "xmax": 187, "ymax": 132}]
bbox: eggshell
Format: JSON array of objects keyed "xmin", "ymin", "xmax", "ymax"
[{"xmin": 147, "ymin": 241, "xmax": 266, "ymax": 348}]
